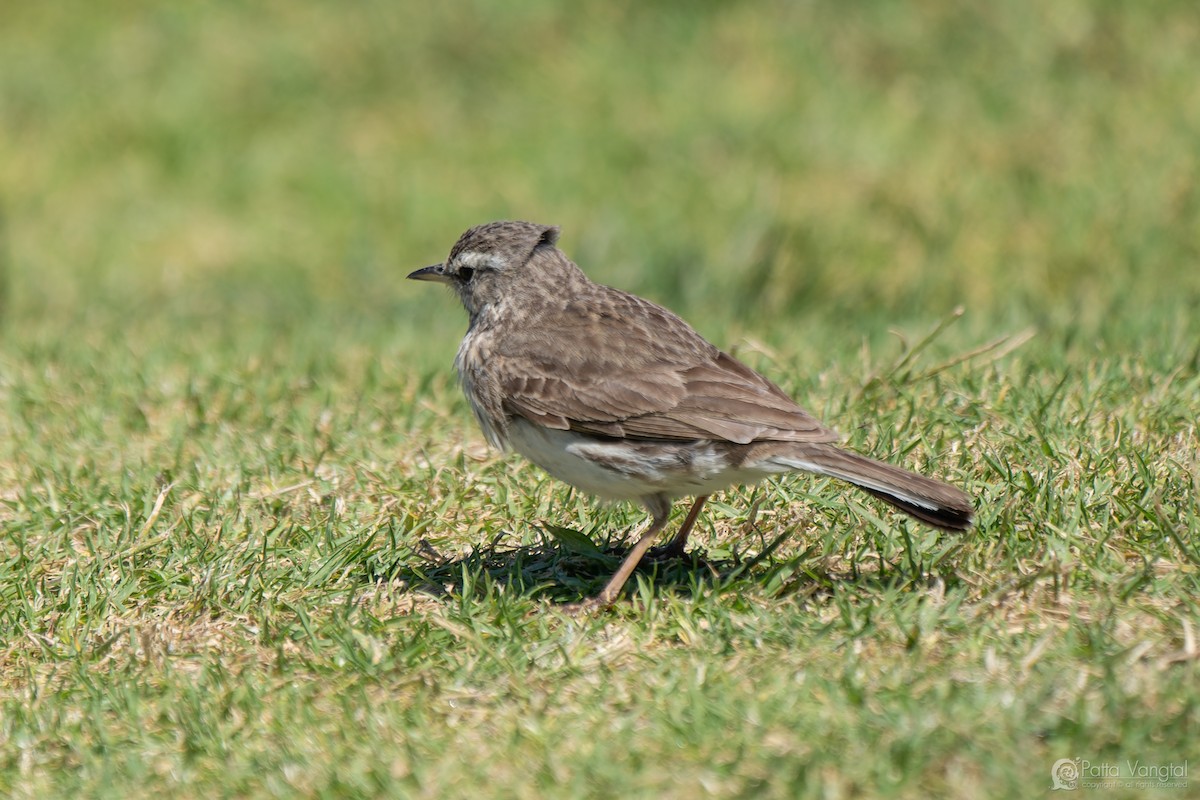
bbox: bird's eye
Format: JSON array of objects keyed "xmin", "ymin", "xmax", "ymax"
[{"xmin": 458, "ymin": 266, "xmax": 476, "ymax": 282}]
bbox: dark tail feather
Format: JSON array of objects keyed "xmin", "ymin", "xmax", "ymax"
[
  {"xmin": 856, "ymin": 486, "xmax": 973, "ymax": 531},
  {"xmin": 793, "ymin": 444, "xmax": 974, "ymax": 532}
]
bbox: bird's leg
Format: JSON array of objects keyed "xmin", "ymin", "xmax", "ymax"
[
  {"xmin": 649, "ymin": 495, "xmax": 709, "ymax": 561},
  {"xmin": 570, "ymin": 495, "xmax": 711, "ymax": 612},
  {"xmin": 591, "ymin": 504, "xmax": 673, "ymax": 606}
]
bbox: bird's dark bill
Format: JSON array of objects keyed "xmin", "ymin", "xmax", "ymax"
[{"xmin": 407, "ymin": 264, "xmax": 449, "ymax": 282}]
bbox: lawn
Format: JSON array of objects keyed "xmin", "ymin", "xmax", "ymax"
[{"xmin": 1, "ymin": 2, "xmax": 1198, "ymax": 797}]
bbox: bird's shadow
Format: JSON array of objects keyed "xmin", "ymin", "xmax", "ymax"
[{"xmin": 365, "ymin": 525, "xmax": 917, "ymax": 606}]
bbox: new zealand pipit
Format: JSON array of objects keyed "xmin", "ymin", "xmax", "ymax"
[{"xmin": 410, "ymin": 221, "xmax": 973, "ymax": 606}]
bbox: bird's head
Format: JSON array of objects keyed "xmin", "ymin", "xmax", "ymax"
[{"xmin": 408, "ymin": 221, "xmax": 574, "ymax": 319}]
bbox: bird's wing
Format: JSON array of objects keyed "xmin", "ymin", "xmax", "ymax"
[{"xmin": 495, "ymin": 289, "xmax": 839, "ymax": 445}]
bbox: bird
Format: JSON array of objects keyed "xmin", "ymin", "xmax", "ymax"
[{"xmin": 409, "ymin": 221, "xmax": 973, "ymax": 607}]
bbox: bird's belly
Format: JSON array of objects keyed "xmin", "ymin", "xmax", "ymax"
[{"xmin": 506, "ymin": 419, "xmax": 770, "ymax": 501}]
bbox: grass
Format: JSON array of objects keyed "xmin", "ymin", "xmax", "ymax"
[{"xmin": 2, "ymin": 1, "xmax": 1199, "ymax": 797}]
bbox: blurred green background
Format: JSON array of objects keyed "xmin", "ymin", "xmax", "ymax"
[
  {"xmin": 3, "ymin": 2, "xmax": 1200, "ymax": 797},
  {"xmin": 5, "ymin": 1, "xmax": 1197, "ymax": 356}
]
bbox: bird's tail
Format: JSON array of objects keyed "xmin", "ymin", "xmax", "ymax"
[{"xmin": 776, "ymin": 443, "xmax": 974, "ymax": 531}]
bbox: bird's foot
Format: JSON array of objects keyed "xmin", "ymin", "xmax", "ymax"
[
  {"xmin": 558, "ymin": 596, "xmax": 615, "ymax": 617},
  {"xmin": 648, "ymin": 542, "xmax": 705, "ymax": 565}
]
